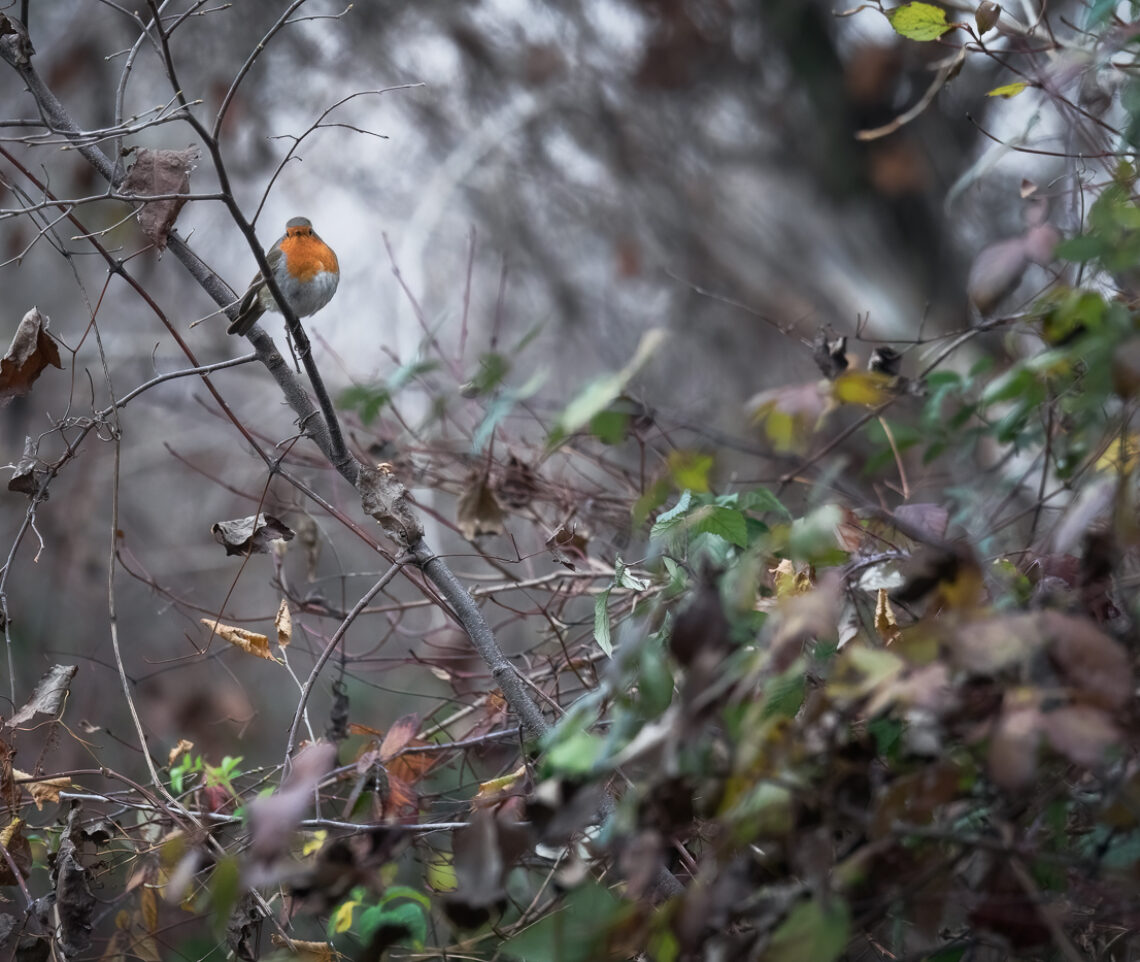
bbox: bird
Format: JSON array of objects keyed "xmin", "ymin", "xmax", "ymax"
[{"xmin": 227, "ymin": 216, "xmax": 339, "ymax": 336}]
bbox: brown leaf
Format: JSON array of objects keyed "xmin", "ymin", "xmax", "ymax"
[
  {"xmin": 378, "ymin": 712, "xmax": 420, "ymax": 762},
  {"xmin": 12, "ymin": 769, "xmax": 70, "ymax": 810},
  {"xmin": 0, "ymin": 818, "xmax": 31, "ymax": 884},
  {"xmin": 545, "ymin": 523, "xmax": 589, "ymax": 569},
  {"xmin": 275, "ymin": 600, "xmax": 292, "ymax": 648},
  {"xmin": 975, "ymin": 2, "xmax": 1001, "ymax": 34},
  {"xmin": 7, "ymin": 437, "xmax": 49, "ymax": 500},
  {"xmin": 211, "ymin": 514, "xmax": 294, "ymax": 557},
  {"xmin": 7, "ymin": 663, "xmax": 77, "ymax": 728},
  {"xmin": 121, "ymin": 147, "xmax": 199, "ymax": 250},
  {"xmin": 988, "ymin": 693, "xmax": 1041, "ymax": 792},
  {"xmin": 457, "ymin": 469, "xmax": 505, "ymax": 540},
  {"xmin": 1041, "ymin": 704, "xmax": 1120, "ymax": 769},
  {"xmin": 0, "ymin": 308, "xmax": 62, "ymax": 404},
  {"xmin": 949, "ymin": 613, "xmax": 1041, "ymax": 675},
  {"xmin": 444, "ymin": 810, "xmax": 533, "ymax": 928},
  {"xmin": 60, "ymin": 879, "xmax": 100, "ymax": 962},
  {"xmin": 268, "ymin": 935, "xmax": 338, "ymax": 961},
  {"xmin": 200, "ymin": 619, "xmax": 276, "ymax": 661},
  {"xmin": 167, "ymin": 739, "xmax": 193, "ymax": 767},
  {"xmin": 874, "ymin": 588, "xmax": 899, "ymax": 644},
  {"xmin": 248, "ymin": 741, "xmax": 337, "ymax": 867},
  {"xmin": 892, "ymin": 503, "xmax": 950, "ymax": 541},
  {"xmin": 496, "ymin": 454, "xmax": 538, "ymax": 508},
  {"xmin": 1044, "ymin": 611, "xmax": 1133, "ymax": 709},
  {"xmin": 968, "ymin": 235, "xmax": 1030, "ymax": 315}
]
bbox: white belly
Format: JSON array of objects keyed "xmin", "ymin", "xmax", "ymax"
[{"xmin": 261, "ymin": 268, "xmax": 339, "ymax": 318}]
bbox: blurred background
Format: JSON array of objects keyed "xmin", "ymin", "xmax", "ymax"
[{"xmin": 0, "ymin": 0, "xmax": 1078, "ymax": 770}]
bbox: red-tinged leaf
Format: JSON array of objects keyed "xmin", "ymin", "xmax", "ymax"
[{"xmin": 379, "ymin": 712, "xmax": 420, "ymax": 761}]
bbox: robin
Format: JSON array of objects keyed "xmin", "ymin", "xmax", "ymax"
[{"xmin": 227, "ymin": 216, "xmax": 339, "ymax": 335}]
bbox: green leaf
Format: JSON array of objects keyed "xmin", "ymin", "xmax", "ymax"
[
  {"xmin": 588, "ymin": 409, "xmax": 630, "ymax": 444},
  {"xmin": 637, "ymin": 645, "xmax": 674, "ymax": 718},
  {"xmin": 357, "ymin": 900, "xmax": 427, "ymax": 948},
  {"xmin": 690, "ymin": 505, "xmax": 749, "ymax": 548},
  {"xmin": 550, "ymin": 329, "xmax": 667, "ymax": 442},
  {"xmin": 887, "ymin": 2, "xmax": 953, "ymax": 41},
  {"xmin": 739, "ymin": 487, "xmax": 791, "ymax": 519},
  {"xmin": 502, "ymin": 883, "xmax": 623, "ymax": 962},
  {"xmin": 1054, "ymin": 234, "xmax": 1104, "ymax": 263},
  {"xmin": 594, "ymin": 589, "xmax": 613, "ymax": 656},
  {"xmin": 209, "ymin": 857, "xmax": 242, "ymax": 934},
  {"xmin": 986, "ymin": 81, "xmax": 1028, "ymax": 98},
  {"xmin": 545, "ymin": 729, "xmax": 604, "ymax": 776},
  {"xmin": 761, "ymin": 897, "xmax": 850, "ymax": 962}
]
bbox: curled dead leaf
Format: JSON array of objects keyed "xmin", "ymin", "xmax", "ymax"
[
  {"xmin": 211, "ymin": 514, "xmax": 294, "ymax": 557},
  {"xmin": 200, "ymin": 619, "xmax": 277, "ymax": 662},
  {"xmin": 457, "ymin": 469, "xmax": 505, "ymax": 540},
  {"xmin": 7, "ymin": 663, "xmax": 77, "ymax": 728},
  {"xmin": 167, "ymin": 739, "xmax": 193, "ymax": 767},
  {"xmin": 275, "ymin": 600, "xmax": 292, "ymax": 648},
  {"xmin": 12, "ymin": 769, "xmax": 70, "ymax": 810},
  {"xmin": 0, "ymin": 818, "xmax": 30, "ymax": 884},
  {"xmin": 0, "ymin": 308, "xmax": 62, "ymax": 405},
  {"xmin": 121, "ymin": 146, "xmax": 199, "ymax": 250}
]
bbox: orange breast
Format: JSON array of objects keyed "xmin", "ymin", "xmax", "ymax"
[{"xmin": 280, "ymin": 233, "xmax": 339, "ymax": 282}]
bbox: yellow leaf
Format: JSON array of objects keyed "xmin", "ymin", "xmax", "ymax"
[
  {"xmin": 167, "ymin": 739, "xmax": 193, "ymax": 767},
  {"xmin": 301, "ymin": 829, "xmax": 327, "ymax": 857},
  {"xmin": 275, "ymin": 599, "xmax": 293, "ymax": 648},
  {"xmin": 887, "ymin": 2, "xmax": 953, "ymax": 41},
  {"xmin": 987, "ymin": 81, "xmax": 1029, "ymax": 98},
  {"xmin": 200, "ymin": 619, "xmax": 277, "ymax": 662},
  {"xmin": 141, "ymin": 886, "xmax": 158, "ymax": 934},
  {"xmin": 1097, "ymin": 435, "xmax": 1140, "ymax": 474},
  {"xmin": 832, "ymin": 370, "xmax": 895, "ymax": 407},
  {"xmin": 12, "ymin": 769, "xmax": 70, "ymax": 810},
  {"xmin": 330, "ymin": 899, "xmax": 356, "ymax": 935},
  {"xmin": 475, "ymin": 765, "xmax": 527, "ymax": 800}
]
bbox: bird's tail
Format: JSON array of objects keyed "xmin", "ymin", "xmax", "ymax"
[{"xmin": 227, "ymin": 287, "xmax": 264, "ymax": 336}]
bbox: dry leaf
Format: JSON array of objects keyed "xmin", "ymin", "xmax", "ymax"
[
  {"xmin": 457, "ymin": 470, "xmax": 505, "ymax": 540},
  {"xmin": 7, "ymin": 663, "xmax": 77, "ymax": 727},
  {"xmin": 1044, "ymin": 611, "xmax": 1132, "ymax": 710},
  {"xmin": 7, "ymin": 436, "xmax": 49, "ymax": 500},
  {"xmin": 988, "ymin": 695, "xmax": 1041, "ymax": 792},
  {"xmin": 269, "ymin": 935, "xmax": 338, "ymax": 961},
  {"xmin": 0, "ymin": 308, "xmax": 62, "ymax": 405},
  {"xmin": 0, "ymin": 819, "xmax": 30, "ymax": 884},
  {"xmin": 200, "ymin": 619, "xmax": 276, "ymax": 661},
  {"xmin": 211, "ymin": 514, "xmax": 294, "ymax": 557},
  {"xmin": 167, "ymin": 739, "xmax": 193, "ymax": 766},
  {"xmin": 379, "ymin": 712, "xmax": 421, "ymax": 761},
  {"xmin": 12, "ymin": 769, "xmax": 70, "ymax": 809},
  {"xmin": 874, "ymin": 588, "xmax": 899, "ymax": 644},
  {"xmin": 121, "ymin": 146, "xmax": 199, "ymax": 250},
  {"xmin": 496, "ymin": 455, "xmax": 538, "ymax": 508},
  {"xmin": 248, "ymin": 741, "xmax": 337, "ymax": 867},
  {"xmin": 275, "ymin": 600, "xmax": 292, "ymax": 648},
  {"xmin": 1041, "ymin": 705, "xmax": 1120, "ymax": 769}
]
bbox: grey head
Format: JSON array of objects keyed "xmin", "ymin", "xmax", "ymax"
[{"xmin": 286, "ymin": 216, "xmax": 313, "ymax": 231}]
